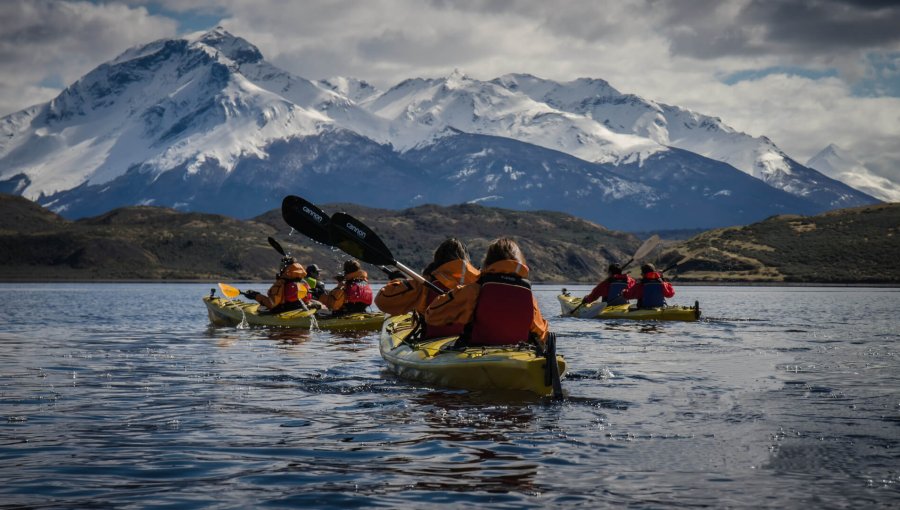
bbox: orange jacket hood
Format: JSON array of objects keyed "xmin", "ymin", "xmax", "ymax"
[
  {"xmin": 482, "ymin": 259, "xmax": 530, "ymax": 279},
  {"xmin": 430, "ymin": 259, "xmax": 481, "ymax": 289},
  {"xmin": 281, "ymin": 262, "xmax": 307, "ymax": 280}
]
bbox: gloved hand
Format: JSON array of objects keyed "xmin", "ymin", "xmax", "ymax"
[
  {"xmin": 387, "ymin": 270, "xmax": 405, "ymax": 280},
  {"xmin": 243, "ymin": 290, "xmax": 260, "ymax": 299}
]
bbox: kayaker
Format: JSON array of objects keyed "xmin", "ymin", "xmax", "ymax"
[
  {"xmin": 424, "ymin": 237, "xmax": 549, "ymax": 346},
  {"xmin": 319, "ymin": 259, "xmax": 374, "ymax": 315},
  {"xmin": 304, "ymin": 264, "xmax": 327, "ymax": 300},
  {"xmin": 375, "ymin": 238, "xmax": 480, "ymax": 337},
  {"xmin": 582, "ymin": 263, "xmax": 635, "ymax": 306},
  {"xmin": 623, "ymin": 263, "xmax": 674, "ymax": 308},
  {"xmin": 243, "ymin": 256, "xmax": 313, "ymax": 313}
]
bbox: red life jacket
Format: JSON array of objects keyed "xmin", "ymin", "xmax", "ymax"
[
  {"xmin": 345, "ymin": 279, "xmax": 373, "ymax": 306},
  {"xmin": 466, "ymin": 273, "xmax": 533, "ymax": 346},
  {"xmin": 423, "ymin": 280, "xmax": 463, "ymax": 338},
  {"xmin": 283, "ymin": 280, "xmax": 312, "ymax": 304}
]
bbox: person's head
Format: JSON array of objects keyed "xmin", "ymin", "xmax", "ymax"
[
  {"xmin": 343, "ymin": 259, "xmax": 361, "ymax": 275},
  {"xmin": 482, "ymin": 237, "xmax": 525, "ymax": 267},
  {"xmin": 608, "ymin": 263, "xmax": 623, "ymax": 275},
  {"xmin": 425, "ymin": 238, "xmax": 469, "ymax": 274},
  {"xmin": 641, "ymin": 263, "xmax": 656, "ymax": 275},
  {"xmin": 306, "ymin": 264, "xmax": 320, "ymax": 278}
]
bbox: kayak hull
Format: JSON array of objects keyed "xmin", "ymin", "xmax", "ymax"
[
  {"xmin": 558, "ymin": 294, "xmax": 701, "ymax": 322},
  {"xmin": 203, "ymin": 296, "xmax": 386, "ymax": 331},
  {"xmin": 379, "ymin": 314, "xmax": 566, "ymax": 395}
]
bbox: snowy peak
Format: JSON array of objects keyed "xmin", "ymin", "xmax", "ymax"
[
  {"xmin": 317, "ymin": 77, "xmax": 382, "ymax": 104},
  {"xmin": 807, "ymin": 144, "xmax": 900, "ymax": 202},
  {"xmin": 192, "ymin": 26, "xmax": 263, "ymax": 65}
]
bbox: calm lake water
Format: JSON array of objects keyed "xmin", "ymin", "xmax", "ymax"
[{"xmin": 1, "ymin": 283, "xmax": 898, "ymax": 508}]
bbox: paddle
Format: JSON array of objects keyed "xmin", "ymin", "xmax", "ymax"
[
  {"xmin": 281, "ymin": 195, "xmax": 398, "ymax": 279},
  {"xmin": 267, "ymin": 236, "xmax": 287, "ymax": 256},
  {"xmin": 328, "ymin": 212, "xmax": 444, "ymax": 294},
  {"xmin": 544, "ymin": 332, "xmax": 563, "ymax": 400},
  {"xmin": 621, "ymin": 234, "xmax": 660, "ymax": 271},
  {"xmin": 568, "ymin": 235, "xmax": 661, "ymax": 316}
]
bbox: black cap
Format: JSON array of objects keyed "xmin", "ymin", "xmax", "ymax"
[{"xmin": 306, "ymin": 264, "xmax": 320, "ymax": 275}]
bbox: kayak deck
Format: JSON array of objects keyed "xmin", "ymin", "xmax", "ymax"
[
  {"xmin": 558, "ymin": 293, "xmax": 701, "ymax": 322},
  {"xmin": 203, "ymin": 296, "xmax": 386, "ymax": 331},
  {"xmin": 379, "ymin": 314, "xmax": 566, "ymax": 395}
]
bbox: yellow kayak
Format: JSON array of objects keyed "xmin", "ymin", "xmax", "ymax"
[
  {"xmin": 203, "ymin": 296, "xmax": 386, "ymax": 331},
  {"xmin": 379, "ymin": 314, "xmax": 566, "ymax": 395},
  {"xmin": 558, "ymin": 293, "xmax": 701, "ymax": 322}
]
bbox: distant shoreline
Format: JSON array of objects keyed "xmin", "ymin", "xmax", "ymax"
[{"xmin": 1, "ymin": 278, "xmax": 897, "ymax": 288}]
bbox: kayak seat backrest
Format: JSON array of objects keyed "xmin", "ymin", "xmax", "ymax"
[{"xmin": 468, "ymin": 274, "xmax": 533, "ymax": 346}]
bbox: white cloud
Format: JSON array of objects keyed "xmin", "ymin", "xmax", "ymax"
[
  {"xmin": 2, "ymin": 0, "xmax": 899, "ymax": 186},
  {"xmin": 0, "ymin": 0, "xmax": 176, "ymax": 114}
]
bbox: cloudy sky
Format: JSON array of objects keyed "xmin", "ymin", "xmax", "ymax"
[{"xmin": 2, "ymin": 0, "xmax": 899, "ymax": 183}]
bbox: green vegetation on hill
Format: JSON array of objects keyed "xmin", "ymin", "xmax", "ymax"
[
  {"xmin": 2, "ymin": 194, "xmax": 897, "ymax": 283},
  {"xmin": 0, "ymin": 195, "xmax": 639, "ymax": 282},
  {"xmin": 658, "ymin": 203, "xmax": 900, "ymax": 283}
]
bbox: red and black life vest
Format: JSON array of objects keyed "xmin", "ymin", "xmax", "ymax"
[
  {"xmin": 464, "ymin": 273, "xmax": 533, "ymax": 346},
  {"xmin": 639, "ymin": 272, "xmax": 666, "ymax": 308},
  {"xmin": 345, "ymin": 278, "xmax": 373, "ymax": 306},
  {"xmin": 284, "ymin": 280, "xmax": 312, "ymax": 304},
  {"xmin": 422, "ymin": 280, "xmax": 463, "ymax": 338}
]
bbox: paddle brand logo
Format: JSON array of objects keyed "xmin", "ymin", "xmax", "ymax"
[
  {"xmin": 303, "ymin": 206, "xmax": 323, "ymax": 224},
  {"xmin": 347, "ymin": 223, "xmax": 367, "ymax": 239}
]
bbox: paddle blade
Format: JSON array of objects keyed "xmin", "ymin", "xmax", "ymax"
[
  {"xmin": 629, "ymin": 234, "xmax": 661, "ymax": 265},
  {"xmin": 328, "ymin": 212, "xmax": 395, "ymax": 266},
  {"xmin": 267, "ymin": 236, "xmax": 286, "ymax": 256},
  {"xmin": 218, "ymin": 283, "xmax": 241, "ymax": 299},
  {"xmin": 281, "ymin": 195, "xmax": 333, "ymax": 246}
]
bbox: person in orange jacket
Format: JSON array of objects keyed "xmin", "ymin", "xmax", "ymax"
[
  {"xmin": 375, "ymin": 238, "xmax": 480, "ymax": 338},
  {"xmin": 319, "ymin": 259, "xmax": 373, "ymax": 315},
  {"xmin": 622, "ymin": 263, "xmax": 675, "ymax": 308},
  {"xmin": 243, "ymin": 256, "xmax": 312, "ymax": 313},
  {"xmin": 424, "ymin": 237, "xmax": 549, "ymax": 346}
]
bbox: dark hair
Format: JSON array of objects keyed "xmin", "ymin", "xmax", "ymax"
[
  {"xmin": 482, "ymin": 237, "xmax": 525, "ymax": 267},
  {"xmin": 424, "ymin": 238, "xmax": 468, "ymax": 275},
  {"xmin": 343, "ymin": 259, "xmax": 361, "ymax": 274},
  {"xmin": 641, "ymin": 263, "xmax": 656, "ymax": 274},
  {"xmin": 306, "ymin": 264, "xmax": 320, "ymax": 276}
]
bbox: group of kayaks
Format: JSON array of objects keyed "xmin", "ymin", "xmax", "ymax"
[{"xmin": 203, "ymin": 289, "xmax": 701, "ymax": 396}]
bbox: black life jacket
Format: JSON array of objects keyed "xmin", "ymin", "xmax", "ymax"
[
  {"xmin": 638, "ymin": 273, "xmax": 667, "ymax": 308},
  {"xmin": 463, "ymin": 272, "xmax": 533, "ymax": 347},
  {"xmin": 607, "ymin": 274, "xmax": 629, "ymax": 301}
]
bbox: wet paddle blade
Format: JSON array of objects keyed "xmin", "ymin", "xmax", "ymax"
[
  {"xmin": 281, "ymin": 195, "xmax": 333, "ymax": 246},
  {"xmin": 328, "ymin": 212, "xmax": 395, "ymax": 266},
  {"xmin": 218, "ymin": 283, "xmax": 241, "ymax": 299},
  {"xmin": 267, "ymin": 236, "xmax": 286, "ymax": 256}
]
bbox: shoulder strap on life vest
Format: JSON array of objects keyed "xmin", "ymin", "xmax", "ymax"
[
  {"xmin": 460, "ymin": 273, "xmax": 533, "ymax": 347},
  {"xmin": 639, "ymin": 275, "xmax": 666, "ymax": 308}
]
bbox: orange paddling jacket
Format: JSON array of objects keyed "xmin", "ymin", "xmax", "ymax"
[{"xmin": 424, "ymin": 259, "xmax": 548, "ymax": 345}]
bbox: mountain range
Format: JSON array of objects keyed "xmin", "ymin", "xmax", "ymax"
[{"xmin": 0, "ymin": 27, "xmax": 881, "ymax": 231}]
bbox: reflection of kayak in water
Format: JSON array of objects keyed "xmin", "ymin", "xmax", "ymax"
[
  {"xmin": 203, "ymin": 296, "xmax": 386, "ymax": 331},
  {"xmin": 379, "ymin": 314, "xmax": 566, "ymax": 395},
  {"xmin": 557, "ymin": 293, "xmax": 701, "ymax": 322}
]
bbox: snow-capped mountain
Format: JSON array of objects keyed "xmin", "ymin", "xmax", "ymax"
[
  {"xmin": 0, "ymin": 28, "xmax": 879, "ymax": 231},
  {"xmin": 489, "ymin": 73, "xmax": 876, "ymax": 209},
  {"xmin": 807, "ymin": 144, "xmax": 900, "ymax": 203}
]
